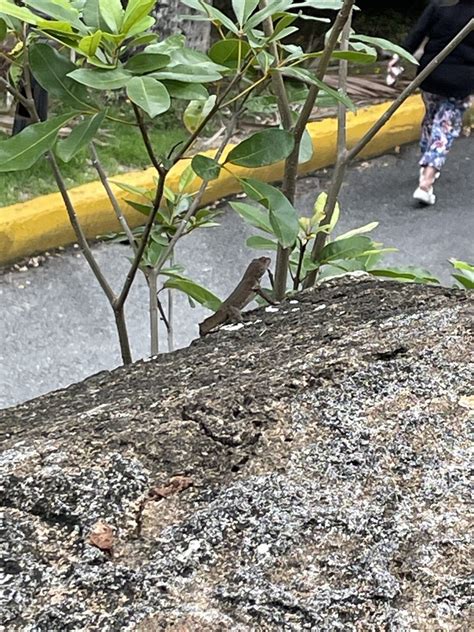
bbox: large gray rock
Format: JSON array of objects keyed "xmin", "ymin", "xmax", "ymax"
[{"xmin": 1, "ymin": 278, "xmax": 472, "ymax": 630}]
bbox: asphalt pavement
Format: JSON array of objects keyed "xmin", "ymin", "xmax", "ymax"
[{"xmin": 1, "ymin": 137, "xmax": 473, "ymax": 409}]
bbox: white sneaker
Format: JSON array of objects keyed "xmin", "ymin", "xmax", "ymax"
[{"xmin": 413, "ymin": 186, "xmax": 436, "ymax": 205}]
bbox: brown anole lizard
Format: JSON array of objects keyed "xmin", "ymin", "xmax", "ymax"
[{"xmin": 199, "ymin": 256, "xmax": 274, "ymax": 336}]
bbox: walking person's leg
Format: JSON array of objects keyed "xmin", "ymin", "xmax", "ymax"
[
  {"xmin": 414, "ymin": 94, "xmax": 469, "ymax": 205},
  {"xmin": 419, "ymin": 91, "xmax": 438, "ymax": 156}
]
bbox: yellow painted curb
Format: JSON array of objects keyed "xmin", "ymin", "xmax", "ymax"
[{"xmin": 0, "ymin": 95, "xmax": 426, "ymax": 265}]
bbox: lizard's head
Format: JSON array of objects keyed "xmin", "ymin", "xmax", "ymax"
[{"xmin": 257, "ymin": 256, "xmax": 271, "ymax": 270}]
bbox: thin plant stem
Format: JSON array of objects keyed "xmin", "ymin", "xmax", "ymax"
[
  {"xmin": 90, "ymin": 143, "xmax": 137, "ymax": 252},
  {"xmin": 121, "ymin": 83, "xmax": 249, "ymax": 314},
  {"xmin": 0, "ymin": 76, "xmax": 32, "ymax": 110},
  {"xmin": 304, "ymin": 8, "xmax": 352, "ymax": 288},
  {"xmin": 16, "ymin": 50, "xmax": 132, "ymax": 364},
  {"xmin": 258, "ymin": 0, "xmax": 292, "ymax": 130},
  {"xmin": 167, "ymin": 288, "xmax": 174, "ymax": 352},
  {"xmin": 294, "ymin": 239, "xmax": 307, "ymax": 290},
  {"xmin": 282, "ymin": 0, "xmax": 356, "ymax": 203},
  {"xmin": 47, "ymin": 153, "xmax": 115, "ymax": 303},
  {"xmin": 174, "ymin": 66, "xmax": 251, "ymax": 160},
  {"xmin": 131, "ymin": 103, "xmax": 162, "ymax": 172},
  {"xmin": 115, "ymin": 168, "xmax": 167, "ymax": 310},
  {"xmin": 114, "ymin": 308, "xmax": 133, "ymax": 365},
  {"xmin": 148, "ymin": 268, "xmax": 159, "ymax": 356},
  {"xmin": 49, "ymin": 151, "xmax": 133, "ymax": 363},
  {"xmin": 167, "ymin": 254, "xmax": 174, "ymax": 352},
  {"xmin": 153, "ymin": 101, "xmax": 248, "ymax": 275},
  {"xmin": 156, "ymin": 294, "xmax": 170, "ymax": 331},
  {"xmin": 273, "ymin": 0, "xmax": 355, "ymax": 300},
  {"xmin": 0, "ymin": 50, "xmax": 21, "ymax": 66},
  {"xmin": 14, "ymin": 60, "xmax": 116, "ymax": 306}
]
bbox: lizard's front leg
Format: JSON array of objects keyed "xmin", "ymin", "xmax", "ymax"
[{"xmin": 227, "ymin": 306, "xmax": 243, "ymax": 323}]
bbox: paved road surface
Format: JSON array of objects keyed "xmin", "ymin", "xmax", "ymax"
[{"xmin": 1, "ymin": 138, "xmax": 472, "ymax": 408}]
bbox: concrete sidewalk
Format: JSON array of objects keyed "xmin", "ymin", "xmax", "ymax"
[{"xmin": 1, "ymin": 137, "xmax": 473, "ymax": 409}]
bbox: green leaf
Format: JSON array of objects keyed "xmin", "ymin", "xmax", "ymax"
[
  {"xmin": 179, "ymin": 165, "xmax": 196, "ymax": 192},
  {"xmin": 163, "ymin": 275, "xmax": 222, "ymax": 311},
  {"xmin": 124, "ymin": 52, "xmax": 170, "ymax": 74},
  {"xmin": 183, "ymin": 95, "xmax": 216, "ymax": 133},
  {"xmin": 335, "ymin": 222, "xmax": 379, "ymax": 241},
  {"xmin": 449, "ymin": 258, "xmax": 474, "ymax": 274},
  {"xmin": 127, "ymin": 32, "xmax": 158, "ymax": 47},
  {"xmin": 165, "ymin": 81, "xmax": 208, "ymax": 101},
  {"xmin": 209, "ymin": 38, "xmax": 251, "ymax": 67},
  {"xmin": 241, "ymin": 179, "xmax": 299, "ymax": 248},
  {"xmin": 151, "ymin": 64, "xmax": 223, "ymax": 83},
  {"xmin": 181, "ymin": 0, "xmax": 240, "ymax": 35},
  {"xmin": 283, "ymin": 66, "xmax": 356, "ymax": 111},
  {"xmin": 299, "ymin": 128, "xmax": 313, "ymax": 164},
  {"xmin": 191, "ymin": 154, "xmax": 221, "ymax": 181},
  {"xmin": 350, "ymin": 34, "xmax": 419, "ymax": 66},
  {"xmin": 0, "ymin": 17, "xmax": 7, "ymax": 40},
  {"xmin": 68, "ymin": 67, "xmax": 132, "ymax": 89},
  {"xmin": 144, "ymin": 34, "xmax": 185, "ymax": 55},
  {"xmin": 99, "ymin": 0, "xmax": 123, "ymax": 33},
  {"xmin": 0, "ymin": 114, "xmax": 72, "ymax": 172},
  {"xmin": 150, "ymin": 229, "xmax": 169, "ymax": 245},
  {"xmin": 369, "ymin": 266, "xmax": 439, "ymax": 284},
  {"xmin": 126, "ymin": 76, "xmax": 170, "ymax": 118},
  {"xmin": 126, "ymin": 199, "xmax": 153, "ymax": 215},
  {"xmin": 319, "ymin": 235, "xmax": 376, "ymax": 263},
  {"xmin": 110, "ymin": 180, "xmax": 153, "ymax": 199},
  {"xmin": 230, "ymin": 201, "xmax": 273, "ymax": 234},
  {"xmin": 122, "ymin": 0, "xmax": 154, "ymax": 34},
  {"xmin": 232, "ymin": 0, "xmax": 259, "ymax": 26},
  {"xmin": 38, "ymin": 20, "xmax": 82, "ymax": 40},
  {"xmin": 125, "ymin": 14, "xmax": 155, "ymax": 38},
  {"xmin": 449, "ymin": 258, "xmax": 474, "ymax": 289},
  {"xmin": 226, "ymin": 129, "xmax": 294, "ymax": 168},
  {"xmin": 30, "ymin": 43, "xmax": 93, "ymax": 111},
  {"xmin": 305, "ymin": 47, "xmax": 377, "ymax": 65},
  {"xmin": 82, "ymin": 0, "xmax": 102, "ymax": 29},
  {"xmin": 0, "ymin": 0, "xmax": 39, "ymax": 25},
  {"xmin": 270, "ymin": 26, "xmax": 298, "ymax": 42},
  {"xmin": 452, "ymin": 274, "xmax": 474, "ymax": 290},
  {"xmin": 23, "ymin": 0, "xmax": 84, "ymax": 29},
  {"xmin": 271, "ymin": 12, "xmax": 297, "ymax": 39},
  {"xmin": 246, "ymin": 235, "xmax": 278, "ymax": 251},
  {"xmin": 244, "ymin": 0, "xmax": 292, "ymax": 31},
  {"xmin": 145, "ymin": 239, "xmax": 166, "ymax": 266},
  {"xmin": 294, "ymin": 1, "xmax": 344, "ymax": 8},
  {"xmin": 55, "ymin": 111, "xmax": 105, "ymax": 162},
  {"xmin": 78, "ymin": 31, "xmax": 102, "ymax": 57}
]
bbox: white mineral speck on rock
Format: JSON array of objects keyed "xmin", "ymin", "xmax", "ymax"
[
  {"xmin": 222, "ymin": 323, "xmax": 245, "ymax": 332},
  {"xmin": 188, "ymin": 540, "xmax": 201, "ymax": 553},
  {"xmin": 256, "ymin": 543, "xmax": 270, "ymax": 556}
]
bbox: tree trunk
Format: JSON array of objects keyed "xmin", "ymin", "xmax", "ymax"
[{"xmin": 152, "ymin": 1, "xmax": 212, "ymax": 51}]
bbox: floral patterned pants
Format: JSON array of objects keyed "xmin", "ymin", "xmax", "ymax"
[{"xmin": 419, "ymin": 92, "xmax": 470, "ymax": 171}]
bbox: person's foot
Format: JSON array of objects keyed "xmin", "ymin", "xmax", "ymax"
[{"xmin": 413, "ymin": 186, "xmax": 436, "ymax": 205}]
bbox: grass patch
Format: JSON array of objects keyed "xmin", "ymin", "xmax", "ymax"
[{"xmin": 0, "ymin": 101, "xmax": 187, "ymax": 208}]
